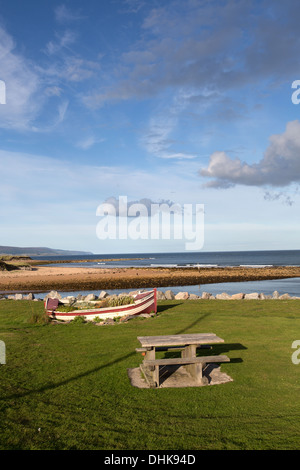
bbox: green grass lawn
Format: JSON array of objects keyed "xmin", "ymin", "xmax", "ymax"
[{"xmin": 0, "ymin": 298, "xmax": 300, "ymax": 450}]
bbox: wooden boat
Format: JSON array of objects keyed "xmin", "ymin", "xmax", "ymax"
[{"xmin": 45, "ymin": 288, "xmax": 157, "ymax": 321}]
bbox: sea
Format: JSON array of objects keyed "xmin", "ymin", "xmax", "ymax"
[{"xmin": 29, "ymin": 249, "xmax": 300, "ymax": 299}]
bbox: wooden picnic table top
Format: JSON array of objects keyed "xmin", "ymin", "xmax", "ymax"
[{"xmin": 137, "ymin": 333, "xmax": 224, "ymax": 348}]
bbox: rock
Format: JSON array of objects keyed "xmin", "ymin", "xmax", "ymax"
[
  {"xmin": 189, "ymin": 294, "xmax": 200, "ymax": 300},
  {"xmin": 259, "ymin": 293, "xmax": 267, "ymax": 300},
  {"xmin": 244, "ymin": 292, "xmax": 260, "ymax": 300},
  {"xmin": 272, "ymin": 290, "xmax": 280, "ymax": 299},
  {"xmin": 14, "ymin": 294, "xmax": 23, "ymax": 300},
  {"xmin": 84, "ymin": 293, "xmax": 96, "ymax": 302},
  {"xmin": 44, "ymin": 291, "xmax": 62, "ymax": 301},
  {"xmin": 201, "ymin": 292, "xmax": 212, "ymax": 299},
  {"xmin": 231, "ymin": 293, "xmax": 244, "ymax": 300},
  {"xmin": 23, "ymin": 293, "xmax": 35, "ymax": 300},
  {"xmin": 156, "ymin": 290, "xmax": 166, "ymax": 300},
  {"xmin": 60, "ymin": 296, "xmax": 76, "ymax": 305},
  {"xmin": 216, "ymin": 292, "xmax": 231, "ymax": 300},
  {"xmin": 76, "ymin": 294, "xmax": 84, "ymax": 300},
  {"xmin": 279, "ymin": 293, "xmax": 290, "ymax": 300},
  {"xmin": 120, "ymin": 314, "xmax": 135, "ymax": 323},
  {"xmin": 98, "ymin": 290, "xmax": 108, "ymax": 299},
  {"xmin": 164, "ymin": 290, "xmax": 175, "ymax": 300},
  {"xmin": 175, "ymin": 291, "xmax": 189, "ymax": 300}
]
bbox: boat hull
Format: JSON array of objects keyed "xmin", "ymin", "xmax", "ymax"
[{"xmin": 45, "ymin": 288, "xmax": 157, "ymax": 321}]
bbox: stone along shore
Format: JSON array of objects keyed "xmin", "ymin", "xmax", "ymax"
[{"xmin": 1, "ymin": 288, "xmax": 298, "ymax": 302}]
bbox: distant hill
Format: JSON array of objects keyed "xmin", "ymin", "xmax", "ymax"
[{"xmin": 0, "ymin": 246, "xmax": 93, "ymax": 257}]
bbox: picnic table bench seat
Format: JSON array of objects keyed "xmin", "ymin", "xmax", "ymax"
[{"xmin": 141, "ymin": 354, "xmax": 229, "ymax": 388}]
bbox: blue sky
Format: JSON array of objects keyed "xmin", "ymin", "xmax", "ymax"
[{"xmin": 1, "ymin": 0, "xmax": 300, "ymax": 254}]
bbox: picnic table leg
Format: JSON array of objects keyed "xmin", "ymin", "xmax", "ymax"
[
  {"xmin": 144, "ymin": 348, "xmax": 155, "ymax": 361},
  {"xmin": 153, "ymin": 365, "xmax": 159, "ymax": 387},
  {"xmin": 187, "ymin": 362, "xmax": 203, "ymax": 385},
  {"xmin": 181, "ymin": 344, "xmax": 197, "ymax": 358},
  {"xmin": 142, "ymin": 348, "xmax": 159, "ymax": 387}
]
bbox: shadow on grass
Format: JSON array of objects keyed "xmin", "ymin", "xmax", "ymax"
[
  {"xmin": 0, "ymin": 350, "xmax": 136, "ymax": 401},
  {"xmin": 175, "ymin": 312, "xmax": 213, "ymax": 334},
  {"xmin": 157, "ymin": 302, "xmax": 182, "ymax": 313}
]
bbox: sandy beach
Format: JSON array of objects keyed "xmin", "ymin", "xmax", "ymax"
[{"xmin": 1, "ymin": 264, "xmax": 300, "ymax": 293}]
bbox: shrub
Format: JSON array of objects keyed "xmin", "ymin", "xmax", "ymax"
[{"xmin": 71, "ymin": 315, "xmax": 86, "ymax": 324}]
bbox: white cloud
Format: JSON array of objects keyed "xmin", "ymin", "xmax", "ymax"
[
  {"xmin": 45, "ymin": 30, "xmax": 77, "ymax": 56},
  {"xmin": 0, "ymin": 26, "xmax": 42, "ymax": 130},
  {"xmin": 76, "ymin": 136, "xmax": 105, "ymax": 150},
  {"xmin": 200, "ymin": 120, "xmax": 300, "ymax": 188},
  {"xmin": 54, "ymin": 4, "xmax": 86, "ymax": 23}
]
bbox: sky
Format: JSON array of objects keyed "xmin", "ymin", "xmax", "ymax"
[{"xmin": 1, "ymin": 0, "xmax": 300, "ymax": 254}]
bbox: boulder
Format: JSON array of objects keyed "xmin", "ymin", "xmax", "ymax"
[
  {"xmin": 279, "ymin": 293, "xmax": 290, "ymax": 300},
  {"xmin": 164, "ymin": 290, "xmax": 175, "ymax": 300},
  {"xmin": 98, "ymin": 290, "xmax": 108, "ymax": 299},
  {"xmin": 175, "ymin": 291, "xmax": 189, "ymax": 300},
  {"xmin": 44, "ymin": 291, "xmax": 62, "ymax": 301},
  {"xmin": 201, "ymin": 292, "xmax": 212, "ymax": 300},
  {"xmin": 14, "ymin": 294, "xmax": 23, "ymax": 300},
  {"xmin": 272, "ymin": 290, "xmax": 280, "ymax": 299},
  {"xmin": 231, "ymin": 293, "xmax": 244, "ymax": 300},
  {"xmin": 60, "ymin": 296, "xmax": 76, "ymax": 305},
  {"xmin": 216, "ymin": 292, "xmax": 231, "ymax": 300},
  {"xmin": 23, "ymin": 293, "xmax": 35, "ymax": 300},
  {"xmin": 244, "ymin": 292, "xmax": 260, "ymax": 300},
  {"xmin": 189, "ymin": 294, "xmax": 200, "ymax": 300},
  {"xmin": 156, "ymin": 290, "xmax": 166, "ymax": 300},
  {"xmin": 84, "ymin": 293, "xmax": 96, "ymax": 302}
]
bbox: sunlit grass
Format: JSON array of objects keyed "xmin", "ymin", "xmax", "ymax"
[{"xmin": 0, "ymin": 299, "xmax": 299, "ymax": 450}]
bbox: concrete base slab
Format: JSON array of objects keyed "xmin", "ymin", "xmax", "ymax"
[{"xmin": 127, "ymin": 363, "xmax": 233, "ymax": 388}]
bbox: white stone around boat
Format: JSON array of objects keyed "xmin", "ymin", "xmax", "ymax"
[
  {"xmin": 98, "ymin": 290, "xmax": 108, "ymax": 299},
  {"xmin": 156, "ymin": 290, "xmax": 166, "ymax": 300},
  {"xmin": 175, "ymin": 291, "xmax": 189, "ymax": 300},
  {"xmin": 164, "ymin": 290, "xmax": 175, "ymax": 300},
  {"xmin": 44, "ymin": 291, "xmax": 62, "ymax": 300},
  {"xmin": 84, "ymin": 293, "xmax": 96, "ymax": 301}
]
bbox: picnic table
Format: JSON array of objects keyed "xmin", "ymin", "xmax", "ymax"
[{"xmin": 136, "ymin": 333, "xmax": 229, "ymax": 388}]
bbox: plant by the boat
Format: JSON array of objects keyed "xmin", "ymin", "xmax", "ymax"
[
  {"xmin": 71, "ymin": 315, "xmax": 86, "ymax": 323},
  {"xmin": 106, "ymin": 296, "xmax": 134, "ymax": 307},
  {"xmin": 56, "ymin": 295, "xmax": 135, "ymax": 312}
]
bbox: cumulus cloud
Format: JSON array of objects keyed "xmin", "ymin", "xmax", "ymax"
[{"xmin": 200, "ymin": 121, "xmax": 300, "ymax": 189}]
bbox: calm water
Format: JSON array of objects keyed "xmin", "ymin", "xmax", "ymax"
[
  {"xmin": 32, "ymin": 249, "xmax": 300, "ymax": 268},
  {"xmin": 27, "ymin": 250, "xmax": 300, "ymax": 298}
]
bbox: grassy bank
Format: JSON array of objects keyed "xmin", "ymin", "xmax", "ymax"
[{"xmin": 0, "ymin": 299, "xmax": 299, "ymax": 450}]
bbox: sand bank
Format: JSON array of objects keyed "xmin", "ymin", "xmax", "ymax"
[{"xmin": 1, "ymin": 265, "xmax": 300, "ymax": 293}]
